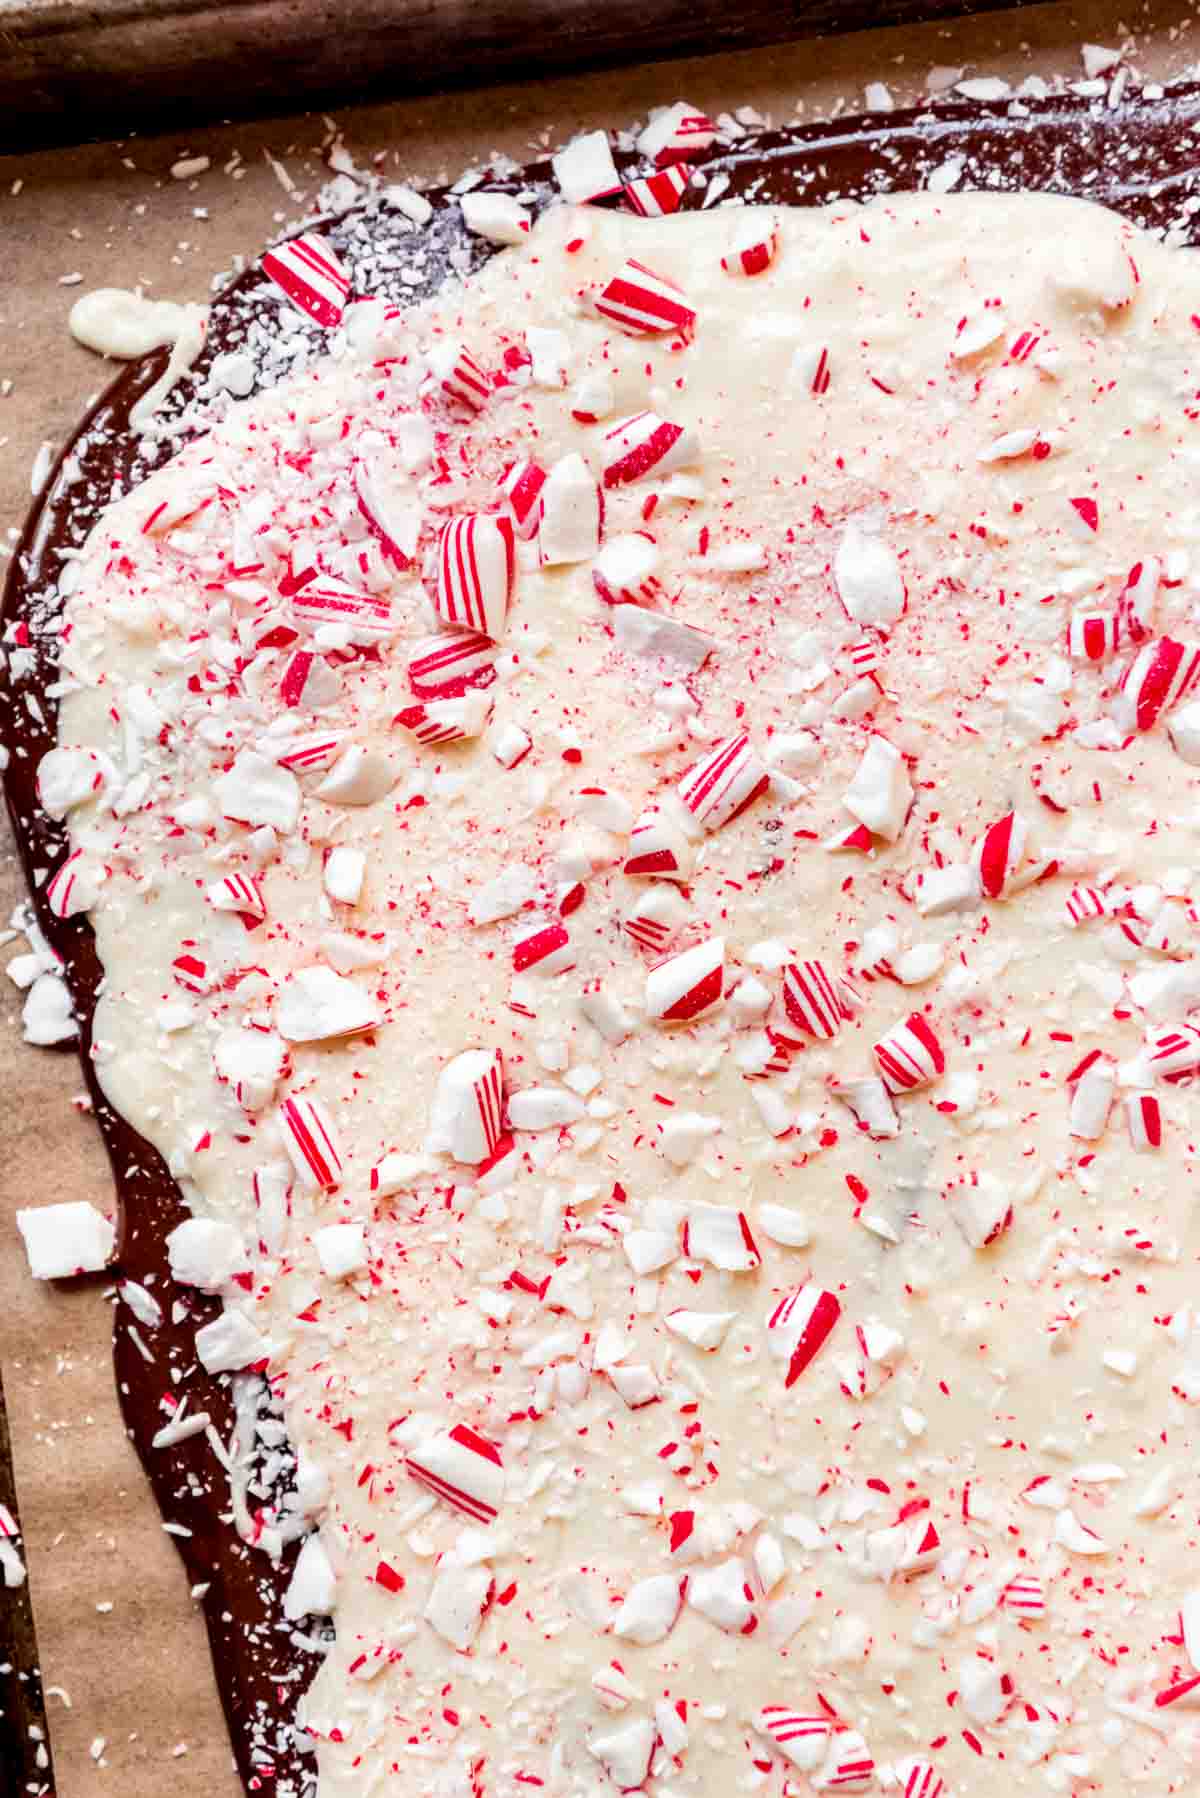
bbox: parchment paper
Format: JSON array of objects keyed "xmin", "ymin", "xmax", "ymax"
[{"xmin": 2, "ymin": 3, "xmax": 1197, "ymax": 1789}]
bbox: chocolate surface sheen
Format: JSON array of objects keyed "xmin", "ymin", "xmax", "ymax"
[{"xmin": 5, "ymin": 88, "xmax": 1200, "ymax": 1795}]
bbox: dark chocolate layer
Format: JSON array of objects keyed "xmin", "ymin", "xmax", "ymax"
[{"xmin": 5, "ymin": 86, "xmax": 1200, "ymax": 1796}]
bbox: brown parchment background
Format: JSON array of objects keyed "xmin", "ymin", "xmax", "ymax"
[{"xmin": 3, "ymin": 4, "xmax": 1199, "ymax": 1790}]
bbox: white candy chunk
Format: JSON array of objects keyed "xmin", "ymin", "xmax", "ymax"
[
  {"xmin": 283, "ymin": 1531, "xmax": 336, "ymax": 1620},
  {"xmin": 17, "ymin": 1201, "xmax": 114, "ymax": 1279},
  {"xmin": 471, "ymin": 863, "xmax": 538, "ymax": 925},
  {"xmin": 593, "ymin": 531, "xmax": 660, "ymax": 603},
  {"xmin": 68, "ymin": 287, "xmax": 191, "ymax": 358},
  {"xmin": 36, "ymin": 746, "xmax": 107, "ymax": 817},
  {"xmin": 1168, "ymin": 701, "xmax": 1200, "ymax": 765},
  {"xmin": 610, "ymin": 604, "xmax": 712, "ymax": 671},
  {"xmin": 624, "ymin": 1229, "xmax": 679, "ymax": 1276},
  {"xmin": 1054, "ymin": 1507, "xmax": 1108, "ymax": 1554},
  {"xmin": 756, "ymin": 1203, "xmax": 810, "ymax": 1248},
  {"xmin": 277, "ymin": 965, "xmax": 379, "ymax": 1042},
  {"xmin": 490, "ymin": 720, "xmax": 532, "ymax": 768},
  {"xmin": 611, "ymin": 1574, "xmax": 682, "ymax": 1644},
  {"xmin": 166, "ymin": 1218, "xmax": 245, "ymax": 1291},
  {"xmin": 685, "ymin": 1202, "xmax": 759, "ymax": 1270},
  {"xmin": 952, "ymin": 1175, "xmax": 1012, "ymax": 1249},
  {"xmin": 587, "ymin": 1716, "xmax": 655, "ymax": 1791},
  {"xmin": 429, "ymin": 1049, "xmax": 503, "ymax": 1164},
  {"xmin": 844, "ymin": 736, "xmax": 911, "ymax": 841},
  {"xmin": 214, "ymin": 750, "xmax": 300, "ymax": 832},
  {"xmin": 661, "ymin": 1112, "xmax": 722, "ymax": 1166},
  {"xmin": 1082, "ymin": 41, "xmax": 1121, "ymax": 76},
  {"xmin": 664, "ymin": 1308, "xmax": 735, "ymax": 1351},
  {"xmin": 553, "ymin": 129, "xmax": 621, "ymax": 203},
  {"xmin": 460, "ymin": 190, "xmax": 529, "ymax": 245},
  {"xmin": 688, "ymin": 1558, "xmax": 753, "ymax": 1631},
  {"xmin": 508, "ymin": 1087, "xmax": 586, "ymax": 1131},
  {"xmin": 1051, "ymin": 227, "xmax": 1137, "ymax": 312},
  {"xmin": 425, "ymin": 1562, "xmax": 493, "ymax": 1650},
  {"xmin": 213, "ymin": 1027, "xmax": 286, "ymax": 1112},
  {"xmin": 315, "ymin": 745, "xmax": 395, "ymax": 806},
  {"xmin": 894, "ymin": 943, "xmax": 944, "ymax": 985},
  {"xmin": 957, "ymin": 1656, "xmax": 1008, "ymax": 1724},
  {"xmin": 609, "ymin": 1364, "xmax": 661, "ymax": 1408},
  {"xmin": 195, "ymin": 1308, "xmax": 267, "ymax": 1374},
  {"xmin": 915, "ymin": 862, "xmax": 978, "ymax": 915},
  {"xmin": 525, "ymin": 325, "xmax": 570, "ymax": 386},
  {"xmin": 753, "ymin": 1707, "xmax": 829, "ymax": 1771},
  {"xmin": 539, "ymin": 453, "xmax": 601, "ymax": 564},
  {"xmin": 728, "ymin": 974, "xmax": 772, "ymax": 1020},
  {"xmin": 323, "ymin": 846, "xmax": 365, "ymax": 905},
  {"xmin": 834, "ymin": 520, "xmax": 905, "ymax": 629},
  {"xmin": 834, "ymin": 1074, "xmax": 900, "ymax": 1139},
  {"xmin": 371, "ymin": 1150, "xmax": 428, "ymax": 1198},
  {"xmin": 314, "ymin": 1222, "xmax": 368, "ymax": 1281},
  {"xmin": 579, "ymin": 984, "xmax": 632, "ymax": 1044}
]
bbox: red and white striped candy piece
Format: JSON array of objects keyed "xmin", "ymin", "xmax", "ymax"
[
  {"xmin": 407, "ymin": 1422, "xmax": 504, "ymax": 1523},
  {"xmin": 720, "ymin": 218, "xmax": 779, "ymax": 277},
  {"xmin": 873, "ymin": 1012, "xmax": 945, "ymax": 1093},
  {"xmin": 819, "ymin": 1733, "xmax": 875, "ymax": 1792},
  {"xmin": 899, "ymin": 1759, "xmax": 946, "ymax": 1798},
  {"xmin": 1001, "ymin": 1573, "xmax": 1046, "ymax": 1618},
  {"xmin": 623, "ymin": 164, "xmax": 689, "ymax": 217},
  {"xmin": 172, "ymin": 952, "xmax": 213, "ymax": 994},
  {"xmin": 1122, "ymin": 556, "xmax": 1160, "ymax": 642},
  {"xmin": 646, "ymin": 937, "xmax": 724, "ymax": 1023},
  {"xmin": 207, "ymin": 873, "xmax": 267, "ymax": 922},
  {"xmin": 793, "ymin": 343, "xmax": 831, "ymax": 394},
  {"xmin": 1116, "ymin": 636, "xmax": 1200, "ymax": 733},
  {"xmin": 291, "ymin": 574, "xmax": 392, "ymax": 642},
  {"xmin": 592, "ymin": 533, "xmax": 662, "ymax": 606},
  {"xmin": 1067, "ymin": 1054, "xmax": 1114, "ymax": 1140},
  {"xmin": 279, "ymin": 648, "xmax": 339, "ymax": 709},
  {"xmin": 752, "ymin": 1708, "xmax": 831, "ymax": 1772},
  {"xmin": 45, "ymin": 850, "xmax": 97, "ymax": 919},
  {"xmin": 354, "ymin": 451, "xmax": 420, "ymax": 568},
  {"xmin": 677, "ymin": 733, "xmax": 769, "ymax": 831},
  {"xmin": 498, "ymin": 459, "xmax": 546, "ymax": 540},
  {"xmin": 512, "ymin": 921, "xmax": 574, "ymax": 975},
  {"xmin": 436, "ymin": 514, "xmax": 516, "ymax": 639},
  {"xmin": 972, "ymin": 811, "xmax": 1027, "ymax": 900},
  {"xmin": 261, "ymin": 233, "xmax": 350, "ymax": 327},
  {"xmin": 273, "ymin": 731, "xmax": 343, "ymax": 774},
  {"xmin": 431, "ymin": 1048, "xmax": 504, "ymax": 1164},
  {"xmin": 638, "ymin": 102, "xmax": 716, "ymax": 166},
  {"xmin": 279, "ymin": 1092, "xmax": 343, "ymax": 1191},
  {"xmin": 408, "ymin": 630, "xmax": 497, "ymax": 700},
  {"xmin": 767, "ymin": 1284, "xmax": 841, "ymax": 1386},
  {"xmin": 898, "ymin": 1519, "xmax": 942, "ymax": 1576},
  {"xmin": 848, "ymin": 636, "xmax": 879, "ymax": 678},
  {"xmin": 624, "ymin": 806, "xmax": 693, "ymax": 881},
  {"xmin": 1064, "ymin": 885, "xmax": 1107, "ymax": 927},
  {"xmin": 1147, "ymin": 1024, "xmax": 1200, "ymax": 1077},
  {"xmin": 1007, "ymin": 328, "xmax": 1043, "ymax": 363},
  {"xmin": 594, "ymin": 258, "xmax": 695, "ymax": 336},
  {"xmin": 603, "ymin": 411, "xmax": 698, "ymax": 487},
  {"xmin": 624, "ymin": 885, "xmax": 687, "ymax": 953},
  {"xmin": 825, "ymin": 821, "xmax": 875, "ymax": 854},
  {"xmin": 394, "ymin": 690, "xmax": 491, "ymax": 747},
  {"xmin": 425, "ymin": 339, "xmax": 490, "ymax": 412},
  {"xmin": 1127, "ymin": 1090, "xmax": 1162, "ymax": 1149},
  {"xmin": 782, "ymin": 960, "xmax": 853, "ymax": 1041},
  {"xmin": 1067, "ymin": 607, "xmax": 1119, "ymax": 663}
]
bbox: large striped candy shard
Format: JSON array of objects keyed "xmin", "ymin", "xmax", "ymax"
[
  {"xmin": 1116, "ymin": 635, "xmax": 1200, "ymax": 733},
  {"xmin": 261, "ymin": 233, "xmax": 350, "ymax": 326},
  {"xmin": 408, "ymin": 630, "xmax": 497, "ymax": 700},
  {"xmin": 782, "ymin": 960, "xmax": 852, "ymax": 1040},
  {"xmin": 623, "ymin": 164, "xmax": 689, "ymax": 217},
  {"xmin": 603, "ymin": 411, "xmax": 698, "ymax": 487},
  {"xmin": 406, "ymin": 1422, "xmax": 504, "ymax": 1523},
  {"xmin": 767, "ymin": 1283, "xmax": 841, "ymax": 1385},
  {"xmin": 676, "ymin": 732, "xmax": 769, "ymax": 831},
  {"xmin": 646, "ymin": 937, "xmax": 725, "ymax": 1023},
  {"xmin": 291, "ymin": 574, "xmax": 393, "ymax": 642},
  {"xmin": 637, "ymin": 102, "xmax": 717, "ymax": 166},
  {"xmin": 752, "ymin": 1707, "xmax": 831, "ymax": 1772},
  {"xmin": 429, "ymin": 1048, "xmax": 504, "ymax": 1165},
  {"xmin": 594, "ymin": 258, "xmax": 696, "ymax": 336},
  {"xmin": 1067, "ymin": 606, "xmax": 1119, "ymax": 663},
  {"xmin": 426, "ymin": 339, "xmax": 490, "ymax": 412},
  {"xmin": 498, "ymin": 459, "xmax": 546, "ymax": 540},
  {"xmin": 972, "ymin": 811, "xmax": 1027, "ymax": 899},
  {"xmin": 279, "ymin": 1092, "xmax": 343, "ymax": 1191},
  {"xmin": 435, "ymin": 514, "xmax": 516, "ymax": 639},
  {"xmin": 872, "ymin": 1012, "xmax": 945, "ymax": 1093}
]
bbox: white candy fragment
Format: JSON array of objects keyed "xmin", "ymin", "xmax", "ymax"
[
  {"xmin": 539, "ymin": 453, "xmax": 602, "ymax": 565},
  {"xmin": 166, "ymin": 1218, "xmax": 245, "ymax": 1291},
  {"xmin": 685, "ymin": 1203, "xmax": 760, "ymax": 1270},
  {"xmin": 951, "ymin": 1175, "xmax": 1013, "ymax": 1249},
  {"xmin": 314, "ymin": 1222, "xmax": 368, "ymax": 1280},
  {"xmin": 213, "ymin": 1027, "xmax": 286, "ymax": 1112},
  {"xmin": 660, "ymin": 1111, "xmax": 722, "ymax": 1166},
  {"xmin": 834, "ymin": 520, "xmax": 906, "ymax": 629},
  {"xmin": 194, "ymin": 1308, "xmax": 267, "ymax": 1374},
  {"xmin": 460, "ymin": 191, "xmax": 529, "ymax": 244},
  {"xmin": 688, "ymin": 1558, "xmax": 754, "ymax": 1632},
  {"xmin": 36, "ymin": 746, "xmax": 108, "ymax": 817},
  {"xmin": 507, "ymin": 1086, "xmax": 586, "ymax": 1131},
  {"xmin": 844, "ymin": 736, "xmax": 911, "ymax": 841},
  {"xmin": 283, "ymin": 1532, "xmax": 336, "ymax": 1620},
  {"xmin": 23, "ymin": 974, "xmax": 76, "ymax": 1044},
  {"xmin": 277, "ymin": 965, "xmax": 379, "ymax": 1042},
  {"xmin": 425, "ymin": 1562, "xmax": 493, "ymax": 1650},
  {"xmin": 552, "ymin": 130, "xmax": 621, "ymax": 204},
  {"xmin": 610, "ymin": 1574, "xmax": 683, "ymax": 1644},
  {"xmin": 664, "ymin": 1308, "xmax": 735, "ymax": 1351},
  {"xmin": 17, "ymin": 1201, "xmax": 115, "ymax": 1280},
  {"xmin": 834, "ymin": 1076, "xmax": 899, "ymax": 1139},
  {"xmin": 429, "ymin": 1049, "xmax": 504, "ymax": 1164},
  {"xmin": 323, "ymin": 846, "xmax": 365, "ymax": 905},
  {"xmin": 214, "ymin": 751, "xmax": 299, "ymax": 832},
  {"xmin": 587, "ymin": 1717, "xmax": 655, "ymax": 1791},
  {"xmin": 315, "ymin": 745, "xmax": 395, "ymax": 806}
]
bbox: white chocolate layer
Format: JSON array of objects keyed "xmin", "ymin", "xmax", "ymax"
[{"xmin": 53, "ymin": 192, "xmax": 1200, "ymax": 1798}]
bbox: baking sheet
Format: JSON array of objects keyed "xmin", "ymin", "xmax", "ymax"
[{"xmin": 2, "ymin": 2, "xmax": 1198, "ymax": 1790}]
